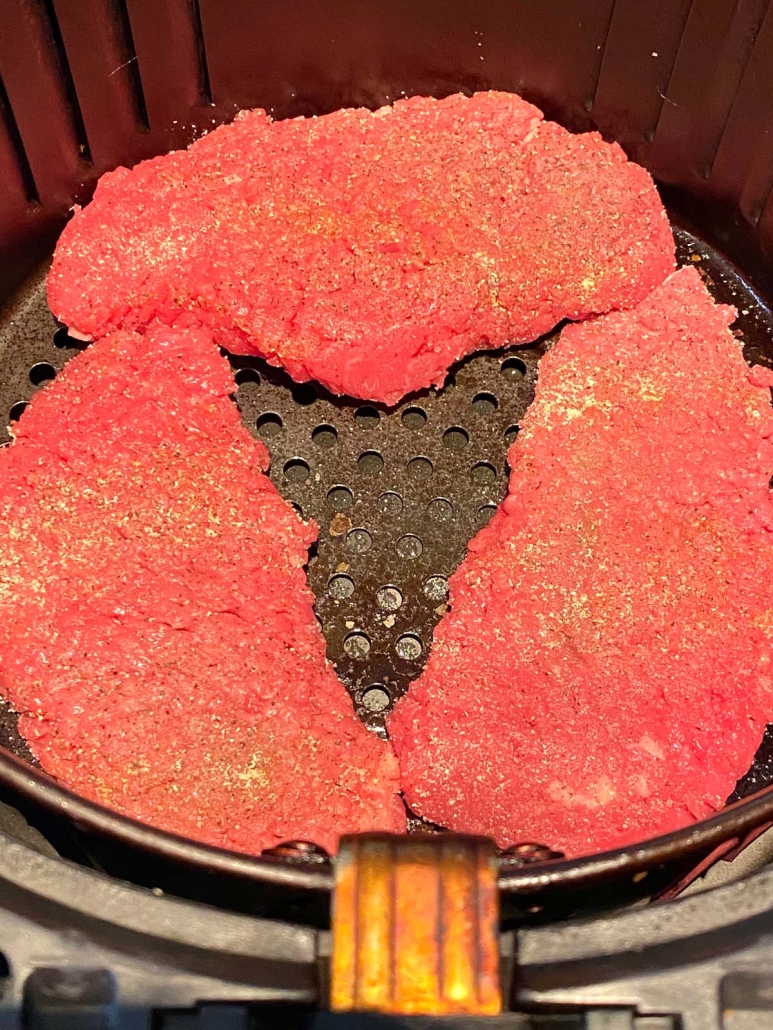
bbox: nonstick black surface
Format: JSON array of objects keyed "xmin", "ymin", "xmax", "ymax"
[{"xmin": 1, "ymin": 222, "xmax": 772, "ymax": 850}]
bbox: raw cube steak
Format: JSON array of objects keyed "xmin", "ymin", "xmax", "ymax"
[
  {"xmin": 0, "ymin": 326, "xmax": 402, "ymax": 853},
  {"xmin": 390, "ymin": 267, "xmax": 773, "ymax": 857},
  {"xmin": 48, "ymin": 91, "xmax": 674, "ymax": 405}
]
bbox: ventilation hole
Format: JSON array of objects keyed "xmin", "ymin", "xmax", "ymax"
[
  {"xmin": 501, "ymin": 357, "xmax": 527, "ymax": 379},
  {"xmin": 354, "ymin": 405, "xmax": 380, "ymax": 428},
  {"xmin": 312, "ymin": 424, "xmax": 338, "ymax": 448},
  {"xmin": 113, "ymin": 0, "xmax": 149, "ymax": 131},
  {"xmin": 328, "ymin": 574, "xmax": 355, "ymax": 599},
  {"xmin": 256, "ymin": 412, "xmax": 283, "ymax": 437},
  {"xmin": 378, "ymin": 491, "xmax": 403, "ymax": 515},
  {"xmin": 8, "ymin": 401, "xmax": 28, "ymax": 423},
  {"xmin": 362, "ymin": 685, "xmax": 391, "ymax": 713},
  {"xmin": 478, "ymin": 504, "xmax": 497, "ymax": 525},
  {"xmin": 291, "ymin": 383, "xmax": 317, "ymax": 406},
  {"xmin": 357, "ymin": 450, "xmax": 384, "ymax": 476},
  {"xmin": 327, "ymin": 486, "xmax": 354, "ymax": 511},
  {"xmin": 427, "ymin": 497, "xmax": 453, "ymax": 522},
  {"xmin": 53, "ymin": 327, "xmax": 89, "ymax": 350},
  {"xmin": 424, "ymin": 575, "xmax": 449, "ymax": 602},
  {"xmin": 345, "ymin": 528, "xmax": 372, "ymax": 554},
  {"xmin": 396, "ymin": 634, "xmax": 423, "ymax": 661},
  {"xmin": 344, "ymin": 632, "xmax": 371, "ymax": 658},
  {"xmin": 0, "ymin": 75, "xmax": 38, "ymax": 203},
  {"xmin": 472, "ymin": 392, "xmax": 498, "ymax": 415},
  {"xmin": 397, "ymin": 534, "xmax": 423, "ymax": 560},
  {"xmin": 190, "ymin": 0, "xmax": 212, "ymax": 103},
  {"xmin": 407, "ymin": 456, "xmax": 433, "ymax": 480},
  {"xmin": 377, "ymin": 586, "xmax": 403, "ymax": 611},
  {"xmin": 471, "ymin": 461, "xmax": 496, "ymax": 485},
  {"xmin": 504, "ymin": 424, "xmax": 520, "ymax": 445},
  {"xmin": 283, "ymin": 458, "xmax": 310, "ymax": 483},
  {"xmin": 402, "ymin": 406, "xmax": 427, "ymax": 429},
  {"xmin": 443, "ymin": 426, "xmax": 469, "ymax": 451},
  {"xmin": 28, "ymin": 362, "xmax": 56, "ymax": 387},
  {"xmin": 235, "ymin": 367, "xmax": 261, "ymax": 389}
]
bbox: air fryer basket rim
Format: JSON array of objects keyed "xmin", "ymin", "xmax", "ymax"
[{"xmin": 1, "ymin": 716, "xmax": 772, "ymax": 898}]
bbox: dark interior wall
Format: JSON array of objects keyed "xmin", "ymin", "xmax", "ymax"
[{"xmin": 1, "ymin": 0, "xmax": 772, "ymax": 303}]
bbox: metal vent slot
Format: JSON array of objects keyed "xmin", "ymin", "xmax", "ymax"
[
  {"xmin": 38, "ymin": 0, "xmax": 93, "ymax": 163},
  {"xmin": 0, "ymin": 76, "xmax": 39, "ymax": 205},
  {"xmin": 649, "ymin": 0, "xmax": 769, "ymax": 185},
  {"xmin": 112, "ymin": 0, "xmax": 149, "ymax": 132},
  {"xmin": 703, "ymin": 0, "xmax": 768, "ymax": 181},
  {"xmin": 190, "ymin": 0, "xmax": 213, "ymax": 105},
  {"xmin": 592, "ymin": 0, "xmax": 694, "ymax": 164}
]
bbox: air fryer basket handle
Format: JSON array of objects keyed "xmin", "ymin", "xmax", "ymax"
[{"xmin": 330, "ymin": 832, "xmax": 501, "ymax": 1016}]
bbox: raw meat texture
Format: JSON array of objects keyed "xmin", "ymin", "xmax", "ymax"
[
  {"xmin": 48, "ymin": 91, "xmax": 674, "ymax": 405},
  {"xmin": 390, "ymin": 266, "xmax": 773, "ymax": 857},
  {"xmin": 0, "ymin": 326, "xmax": 402, "ymax": 854}
]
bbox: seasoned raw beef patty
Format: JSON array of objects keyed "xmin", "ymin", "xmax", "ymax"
[
  {"xmin": 390, "ymin": 267, "xmax": 773, "ymax": 857},
  {"xmin": 48, "ymin": 91, "xmax": 674, "ymax": 405},
  {"xmin": 0, "ymin": 325, "xmax": 402, "ymax": 853}
]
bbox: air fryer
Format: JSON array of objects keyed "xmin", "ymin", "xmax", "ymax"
[{"xmin": 2, "ymin": 0, "xmax": 773, "ymax": 1018}]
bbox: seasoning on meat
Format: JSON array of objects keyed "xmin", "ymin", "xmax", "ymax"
[
  {"xmin": 0, "ymin": 326, "xmax": 402, "ymax": 854},
  {"xmin": 389, "ymin": 266, "xmax": 773, "ymax": 857},
  {"xmin": 48, "ymin": 91, "xmax": 674, "ymax": 406}
]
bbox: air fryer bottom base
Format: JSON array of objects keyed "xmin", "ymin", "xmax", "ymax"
[{"xmin": 1, "ymin": 224, "xmax": 772, "ymax": 852}]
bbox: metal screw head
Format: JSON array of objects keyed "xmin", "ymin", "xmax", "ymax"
[
  {"xmin": 262, "ymin": 840, "xmax": 330, "ymax": 862},
  {"xmin": 499, "ymin": 842, "xmax": 565, "ymax": 864}
]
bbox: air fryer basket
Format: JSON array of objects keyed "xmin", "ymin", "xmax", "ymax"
[{"xmin": 2, "ymin": 0, "xmax": 773, "ymax": 928}]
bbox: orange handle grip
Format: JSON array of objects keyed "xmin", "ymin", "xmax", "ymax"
[{"xmin": 330, "ymin": 832, "xmax": 502, "ymax": 1016}]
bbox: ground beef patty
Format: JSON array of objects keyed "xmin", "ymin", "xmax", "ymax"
[
  {"xmin": 48, "ymin": 91, "xmax": 674, "ymax": 405},
  {"xmin": 0, "ymin": 326, "xmax": 402, "ymax": 853},
  {"xmin": 389, "ymin": 266, "xmax": 773, "ymax": 857}
]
